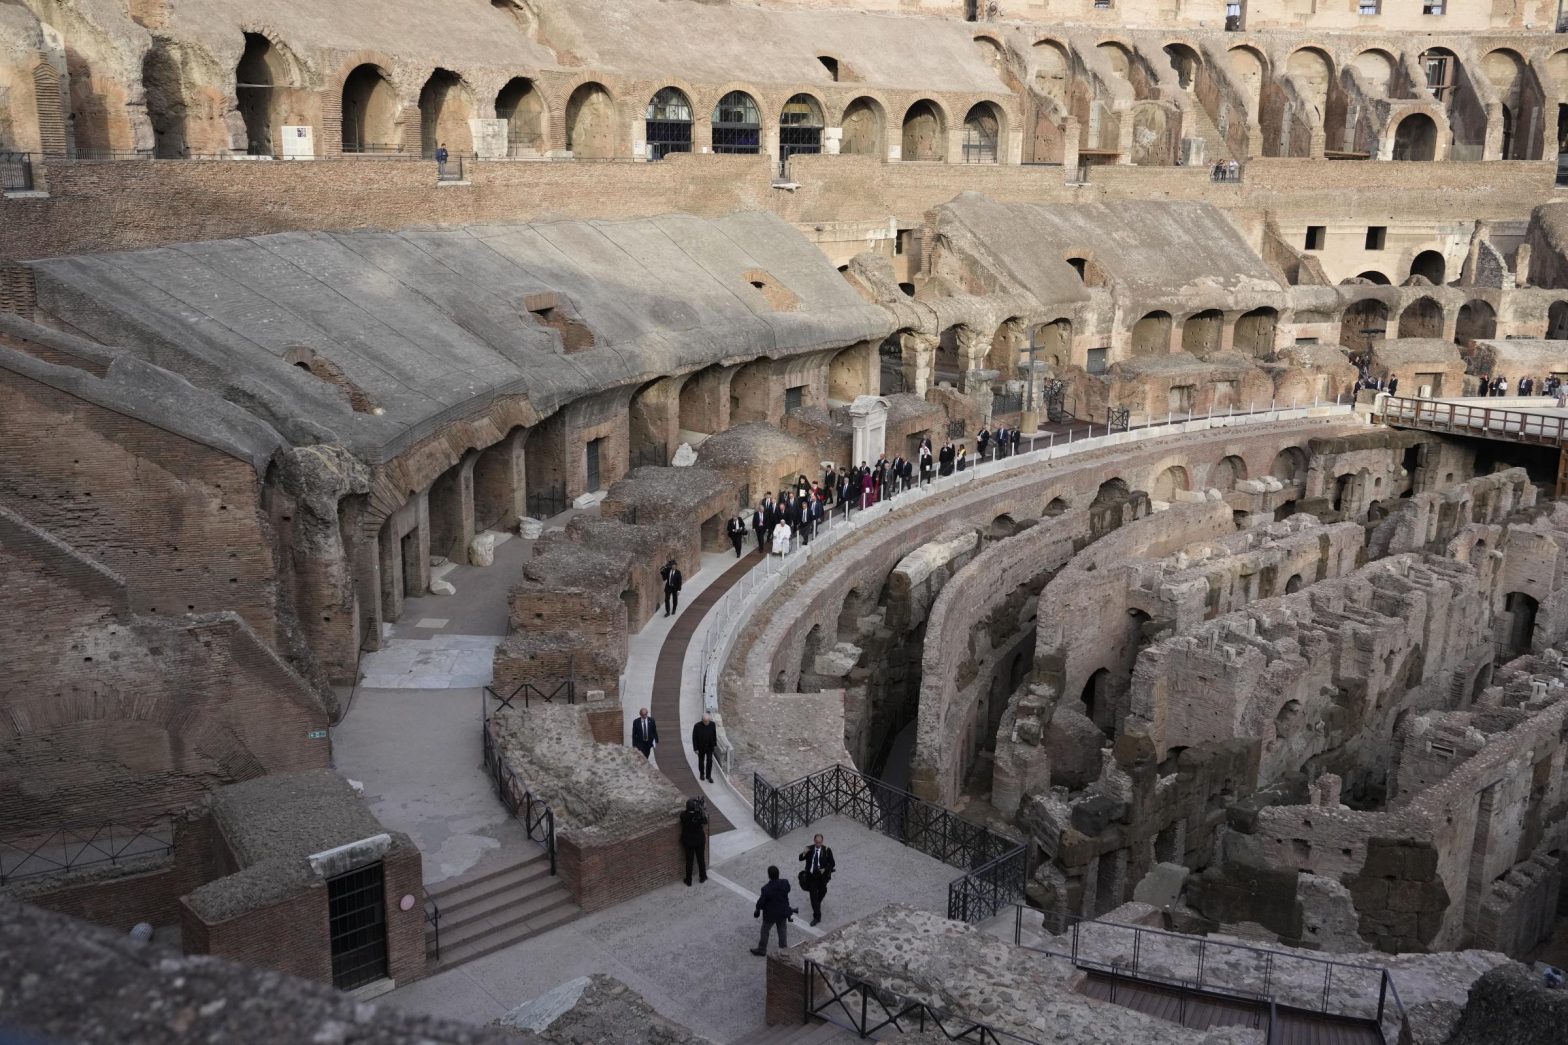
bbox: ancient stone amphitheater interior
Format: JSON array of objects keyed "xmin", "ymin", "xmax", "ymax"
[{"xmin": 12, "ymin": 0, "xmax": 1568, "ymax": 1043}]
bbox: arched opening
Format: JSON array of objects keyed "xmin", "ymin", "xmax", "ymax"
[
  {"xmin": 1284, "ymin": 573, "xmax": 1303, "ymax": 594},
  {"xmin": 902, "ymin": 99, "xmax": 946, "ymax": 162},
  {"xmin": 1392, "ymin": 113, "xmax": 1438, "ymax": 161},
  {"xmin": 1032, "ymin": 318, "xmax": 1072, "ymax": 368},
  {"xmin": 418, "ymin": 68, "xmax": 472, "ymax": 157},
  {"xmin": 1234, "ymin": 307, "xmax": 1278, "ymax": 358},
  {"xmin": 1455, "ymin": 300, "xmax": 1497, "ymax": 344},
  {"xmin": 497, "ymin": 78, "xmax": 545, "ymax": 157},
  {"xmin": 143, "ymin": 41, "xmax": 188, "ymax": 158},
  {"xmin": 1181, "ymin": 309, "xmax": 1224, "ymax": 356},
  {"xmin": 987, "ymin": 318, "xmax": 1023, "ymax": 378},
  {"xmin": 712, "ymin": 91, "xmax": 761, "ymax": 155},
  {"xmin": 1408, "ymin": 251, "xmax": 1446, "ymax": 287},
  {"xmin": 1398, "ymin": 297, "xmax": 1444, "ymax": 339},
  {"xmin": 961, "ymin": 102, "xmax": 1001, "ymax": 163},
  {"xmin": 1081, "ymin": 668, "xmax": 1112, "ymax": 738},
  {"xmin": 1286, "ymin": 47, "xmax": 1333, "ymax": 124},
  {"xmin": 1044, "ymin": 496, "xmax": 1069, "ymax": 517},
  {"xmin": 1503, "ymin": 591, "xmax": 1539, "ymax": 657},
  {"xmin": 1164, "ymin": 43, "xmax": 1202, "ymax": 91},
  {"xmin": 1227, "ymin": 46, "xmax": 1266, "ymax": 114},
  {"xmin": 729, "ymin": 357, "xmax": 774, "ymax": 424},
  {"xmin": 1092, "ymin": 478, "xmax": 1131, "ymax": 506},
  {"xmin": 566, "ymin": 82, "xmax": 616, "ymax": 158},
  {"xmin": 1352, "ymin": 49, "xmax": 1396, "ymax": 98},
  {"xmin": 1333, "ymin": 472, "xmax": 1358, "ymax": 514},
  {"xmin": 1353, "ymin": 271, "xmax": 1391, "ymax": 286},
  {"xmin": 1153, "ymin": 465, "xmax": 1190, "ymax": 502},
  {"xmin": 1211, "ymin": 455, "xmax": 1247, "ymax": 492},
  {"xmin": 644, "ymin": 87, "xmax": 693, "ymax": 161},
  {"xmin": 1271, "ymin": 447, "xmax": 1306, "ymax": 483},
  {"xmin": 427, "ymin": 462, "xmax": 470, "ymax": 563},
  {"xmin": 780, "ymin": 93, "xmax": 824, "ymax": 165},
  {"xmin": 341, "ymin": 64, "xmax": 397, "ymax": 153},
  {"xmin": 679, "ymin": 364, "xmax": 726, "ymax": 436},
  {"xmin": 473, "ymin": 432, "xmax": 523, "ymax": 533},
  {"xmin": 235, "ymin": 33, "xmax": 284, "ymax": 156},
  {"xmin": 1340, "ymin": 299, "xmax": 1389, "ymax": 354},
  {"xmin": 1132, "ymin": 311, "xmax": 1172, "ymax": 357},
  {"xmin": 841, "ymin": 97, "xmax": 885, "ymax": 156},
  {"xmin": 1549, "ymin": 301, "xmax": 1568, "ymax": 340},
  {"xmin": 878, "ymin": 333, "xmax": 907, "ymax": 396}
]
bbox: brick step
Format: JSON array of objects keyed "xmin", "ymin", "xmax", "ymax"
[
  {"xmin": 428, "ymin": 898, "xmax": 581, "ymax": 968},
  {"xmin": 430, "ymin": 870, "xmax": 567, "ymax": 935},
  {"xmin": 426, "ymin": 851, "xmax": 552, "ymax": 908}
]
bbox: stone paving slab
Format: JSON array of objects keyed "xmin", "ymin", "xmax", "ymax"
[{"xmin": 385, "ymin": 816, "xmax": 961, "ymax": 1043}]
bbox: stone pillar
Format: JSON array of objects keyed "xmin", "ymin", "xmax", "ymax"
[
  {"xmin": 469, "ymin": 118, "xmax": 508, "ymax": 160},
  {"xmin": 849, "ymin": 395, "xmax": 890, "ymax": 465},
  {"xmin": 823, "ymin": 126, "xmax": 843, "ymax": 155}
]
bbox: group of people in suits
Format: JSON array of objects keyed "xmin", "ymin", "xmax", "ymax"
[{"xmin": 750, "ymin": 833, "xmax": 838, "ymax": 955}]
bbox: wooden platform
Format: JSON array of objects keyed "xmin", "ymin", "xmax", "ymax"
[{"xmin": 1078, "ymin": 972, "xmax": 1382, "ymax": 1045}]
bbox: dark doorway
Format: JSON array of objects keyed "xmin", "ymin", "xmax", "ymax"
[
  {"xmin": 1504, "ymin": 591, "xmax": 1539, "ymax": 658},
  {"xmin": 586, "ymin": 437, "xmax": 603, "ymax": 492},
  {"xmin": 327, "ymin": 862, "xmax": 388, "ymax": 990}
]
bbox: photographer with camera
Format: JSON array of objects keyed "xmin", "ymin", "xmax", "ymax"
[
  {"xmin": 750, "ymin": 865, "xmax": 795, "ymax": 956},
  {"xmin": 680, "ymin": 796, "xmax": 708, "ymax": 886}
]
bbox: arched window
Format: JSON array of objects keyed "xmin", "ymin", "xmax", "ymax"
[
  {"xmin": 962, "ymin": 103, "xmax": 1000, "ymax": 164},
  {"xmin": 712, "ymin": 91, "xmax": 761, "ymax": 155},
  {"xmin": 779, "ymin": 94, "xmax": 824, "ymax": 164},
  {"xmin": 645, "ymin": 87, "xmax": 693, "ymax": 160},
  {"xmin": 497, "ymin": 78, "xmax": 545, "ymax": 156}
]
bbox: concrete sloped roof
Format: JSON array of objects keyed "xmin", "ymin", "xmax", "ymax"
[
  {"xmin": 934, "ymin": 194, "xmax": 1283, "ymax": 312},
  {"xmin": 1369, "ymin": 338, "xmax": 1462, "ymax": 367},
  {"xmin": 27, "ymin": 212, "xmax": 890, "ymax": 458},
  {"xmin": 550, "ymin": 0, "xmax": 1010, "ymax": 94}
]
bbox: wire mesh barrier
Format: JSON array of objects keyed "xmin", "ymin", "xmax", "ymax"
[
  {"xmin": 0, "ymin": 818, "xmax": 176, "ymax": 884},
  {"xmin": 752, "ymin": 764, "xmax": 1027, "ymax": 923},
  {"xmin": 1012, "ymin": 906, "xmax": 1409, "ymax": 1044},
  {"xmin": 481, "ymin": 716, "xmax": 559, "ymax": 875},
  {"xmin": 327, "ymin": 861, "xmax": 389, "ymax": 990},
  {"xmin": 805, "ymin": 959, "xmax": 1044, "ymax": 1043}
]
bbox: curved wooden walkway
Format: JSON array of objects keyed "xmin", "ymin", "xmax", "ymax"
[
  {"xmin": 1079, "ymin": 972, "xmax": 1381, "ymax": 1045},
  {"xmin": 648, "ymin": 548, "xmax": 768, "ymax": 834}
]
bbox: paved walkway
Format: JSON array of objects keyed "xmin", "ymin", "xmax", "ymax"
[{"xmin": 385, "ymin": 816, "xmax": 960, "ymax": 1044}]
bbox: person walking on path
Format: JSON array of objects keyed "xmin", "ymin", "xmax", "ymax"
[
  {"xmin": 680, "ymin": 797, "xmax": 708, "ymax": 886},
  {"xmin": 631, "ymin": 707, "xmax": 658, "ymax": 759},
  {"xmin": 750, "ymin": 865, "xmax": 794, "ymax": 956},
  {"xmin": 660, "ymin": 557, "xmax": 683, "ymax": 617},
  {"xmin": 797, "ymin": 833, "xmax": 836, "ymax": 926},
  {"xmin": 752, "ymin": 503, "xmax": 767, "ymax": 553},
  {"xmin": 691, "ymin": 712, "xmax": 718, "ymax": 783},
  {"xmin": 727, "ymin": 514, "xmax": 748, "ymax": 558},
  {"xmin": 435, "ymin": 143, "xmax": 449, "ymax": 177}
]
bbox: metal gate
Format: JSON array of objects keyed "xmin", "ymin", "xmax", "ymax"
[
  {"xmin": 327, "ymin": 861, "xmax": 389, "ymax": 990},
  {"xmin": 586, "ymin": 437, "xmax": 602, "ymax": 492}
]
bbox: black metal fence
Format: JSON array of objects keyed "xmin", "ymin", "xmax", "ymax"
[
  {"xmin": 631, "ymin": 444, "xmax": 668, "ymax": 469},
  {"xmin": 805, "ymin": 959, "xmax": 1043, "ymax": 1043},
  {"xmin": 527, "ymin": 484, "xmax": 567, "ymax": 520},
  {"xmin": 990, "ymin": 390, "xmax": 1024, "ymax": 415},
  {"xmin": 481, "ymin": 717, "xmax": 558, "ymax": 875},
  {"xmin": 0, "ymin": 818, "xmax": 175, "ymax": 884},
  {"xmin": 1, "ymin": 152, "xmax": 35, "ymax": 192},
  {"xmin": 424, "ymin": 895, "xmax": 441, "ymax": 963},
  {"xmin": 752, "ymin": 764, "xmax": 1027, "ymax": 923}
]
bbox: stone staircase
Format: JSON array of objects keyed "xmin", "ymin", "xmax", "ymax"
[
  {"xmin": 743, "ymin": 1018, "xmax": 866, "ymax": 1044},
  {"xmin": 424, "ymin": 850, "xmax": 581, "ymax": 969},
  {"xmin": 1182, "ymin": 98, "xmax": 1233, "ymax": 166}
]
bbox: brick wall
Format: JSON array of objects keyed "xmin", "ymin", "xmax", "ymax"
[
  {"xmin": 764, "ymin": 951, "xmax": 809, "ymax": 1027},
  {"xmin": 557, "ymin": 815, "xmax": 686, "ymax": 912}
]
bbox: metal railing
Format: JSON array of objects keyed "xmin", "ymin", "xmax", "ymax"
[
  {"xmin": 0, "ymin": 818, "xmax": 176, "ymax": 884},
  {"xmin": 527, "ymin": 485, "xmax": 567, "ymax": 520},
  {"xmin": 752, "ymin": 764, "xmax": 1027, "ymax": 923},
  {"xmin": 1, "ymin": 152, "xmax": 35, "ymax": 192},
  {"xmin": 424, "ymin": 895, "xmax": 441, "ymax": 963},
  {"xmin": 483, "ymin": 663, "xmax": 576, "ymax": 713},
  {"xmin": 1013, "ymin": 906, "xmax": 1409, "ymax": 1044},
  {"xmin": 805, "ymin": 958, "xmax": 1043, "ymax": 1044},
  {"xmin": 1380, "ymin": 394, "xmax": 1568, "ymax": 446},
  {"xmin": 480, "ymin": 717, "xmax": 558, "ymax": 875}
]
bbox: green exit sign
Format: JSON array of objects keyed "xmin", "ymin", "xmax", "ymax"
[{"xmin": 307, "ymin": 730, "xmax": 328, "ymax": 739}]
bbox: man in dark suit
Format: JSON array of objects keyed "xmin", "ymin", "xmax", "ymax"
[
  {"xmin": 631, "ymin": 707, "xmax": 658, "ymax": 759},
  {"xmin": 727, "ymin": 514, "xmax": 748, "ymax": 558},
  {"xmin": 660, "ymin": 558, "xmax": 683, "ymax": 617},
  {"xmin": 691, "ymin": 711, "xmax": 718, "ymax": 783},
  {"xmin": 750, "ymin": 865, "xmax": 794, "ymax": 956},
  {"xmin": 798, "ymin": 833, "xmax": 836, "ymax": 926},
  {"xmin": 680, "ymin": 797, "xmax": 708, "ymax": 887},
  {"xmin": 751, "ymin": 504, "xmax": 766, "ymax": 553}
]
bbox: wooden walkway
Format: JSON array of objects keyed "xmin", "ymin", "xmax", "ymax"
[
  {"xmin": 1078, "ymin": 972, "xmax": 1381, "ymax": 1045},
  {"xmin": 648, "ymin": 549, "xmax": 768, "ymax": 834}
]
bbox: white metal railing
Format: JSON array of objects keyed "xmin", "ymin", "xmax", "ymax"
[{"xmin": 702, "ymin": 397, "xmax": 1355, "ymax": 774}]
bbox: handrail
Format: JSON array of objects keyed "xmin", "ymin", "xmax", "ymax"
[
  {"xmin": 480, "ymin": 716, "xmax": 559, "ymax": 875},
  {"xmin": 753, "ymin": 764, "xmax": 1027, "ymax": 923},
  {"xmin": 424, "ymin": 895, "xmax": 441, "ymax": 963},
  {"xmin": 805, "ymin": 957, "xmax": 1045, "ymax": 1044},
  {"xmin": 0, "ymin": 817, "xmax": 176, "ymax": 885},
  {"xmin": 1380, "ymin": 394, "xmax": 1568, "ymax": 446},
  {"xmin": 1011, "ymin": 904, "xmax": 1405, "ymax": 1035}
]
